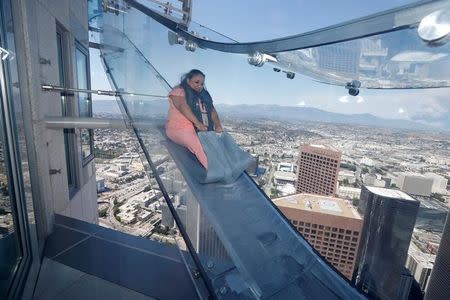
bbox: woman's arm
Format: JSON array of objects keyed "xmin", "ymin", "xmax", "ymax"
[
  {"xmin": 211, "ymin": 107, "xmax": 223, "ymax": 132},
  {"xmin": 170, "ymin": 95, "xmax": 207, "ymax": 131}
]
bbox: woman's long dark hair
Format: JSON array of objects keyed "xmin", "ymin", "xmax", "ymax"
[
  {"xmin": 179, "ymin": 69, "xmax": 206, "ymax": 93},
  {"xmin": 178, "ymin": 69, "xmax": 215, "ymax": 131}
]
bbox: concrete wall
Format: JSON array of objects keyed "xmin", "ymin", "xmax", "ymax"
[{"xmin": 13, "ymin": 0, "xmax": 97, "ymax": 238}]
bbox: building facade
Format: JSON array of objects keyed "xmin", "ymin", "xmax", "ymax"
[
  {"xmin": 424, "ymin": 172, "xmax": 448, "ymax": 194},
  {"xmin": 354, "ymin": 186, "xmax": 420, "ymax": 299},
  {"xmin": 398, "ymin": 173, "xmax": 433, "ymax": 197},
  {"xmin": 274, "ymin": 193, "xmax": 363, "ymax": 279},
  {"xmin": 424, "ymin": 213, "xmax": 450, "ymax": 300},
  {"xmin": 406, "ymin": 243, "xmax": 435, "ymax": 292},
  {"xmin": 296, "ymin": 144, "xmax": 341, "ymax": 196}
]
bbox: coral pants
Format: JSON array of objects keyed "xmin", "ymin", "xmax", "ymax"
[{"xmin": 166, "ymin": 127, "xmax": 208, "ymax": 169}]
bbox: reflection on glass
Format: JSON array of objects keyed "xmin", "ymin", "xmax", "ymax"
[
  {"xmin": 76, "ymin": 47, "xmax": 90, "ymax": 117},
  {"xmin": 273, "ymin": 29, "xmax": 450, "ymax": 88},
  {"xmin": 81, "ymin": 128, "xmax": 93, "ymax": 159}
]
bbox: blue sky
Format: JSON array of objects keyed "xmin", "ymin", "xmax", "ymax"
[{"xmin": 91, "ymin": 0, "xmax": 450, "ymax": 129}]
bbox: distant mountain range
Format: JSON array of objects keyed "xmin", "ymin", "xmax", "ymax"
[{"xmin": 93, "ymin": 100, "xmax": 441, "ymax": 132}]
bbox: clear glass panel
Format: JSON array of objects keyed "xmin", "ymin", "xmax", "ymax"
[
  {"xmin": 91, "ymin": 0, "xmax": 450, "ymax": 298},
  {"xmin": 75, "ymin": 47, "xmax": 90, "ymax": 117},
  {"xmin": 139, "ymin": 0, "xmax": 424, "ymax": 42},
  {"xmin": 0, "ymin": 20, "xmax": 21, "ymax": 300},
  {"xmin": 0, "ymin": 111, "xmax": 21, "ymax": 299},
  {"xmin": 132, "ymin": 0, "xmax": 450, "ymax": 89},
  {"xmin": 96, "ymin": 2, "xmax": 365, "ymax": 298}
]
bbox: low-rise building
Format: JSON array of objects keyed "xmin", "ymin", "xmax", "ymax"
[
  {"xmin": 273, "ymin": 171, "xmax": 296, "ymax": 186},
  {"xmin": 96, "ymin": 177, "xmax": 106, "ymax": 193},
  {"xmin": 338, "ymin": 170, "xmax": 356, "ymax": 184},
  {"xmin": 338, "ymin": 186, "xmax": 361, "ymax": 200},
  {"xmin": 424, "ymin": 172, "xmax": 448, "ymax": 194},
  {"xmin": 398, "ymin": 173, "xmax": 433, "ymax": 197},
  {"xmin": 406, "ymin": 243, "xmax": 435, "ymax": 292}
]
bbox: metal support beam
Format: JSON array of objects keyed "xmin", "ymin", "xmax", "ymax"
[
  {"xmin": 43, "ymin": 117, "xmax": 128, "ymax": 129},
  {"xmin": 41, "ymin": 84, "xmax": 167, "ymax": 98},
  {"xmin": 43, "ymin": 117, "xmax": 163, "ymax": 129}
]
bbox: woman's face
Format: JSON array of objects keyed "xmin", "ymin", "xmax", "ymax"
[{"xmin": 187, "ymin": 74, "xmax": 205, "ymax": 93}]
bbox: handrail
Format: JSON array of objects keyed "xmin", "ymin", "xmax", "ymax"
[
  {"xmin": 41, "ymin": 84, "xmax": 167, "ymax": 98},
  {"xmin": 125, "ymin": 0, "xmax": 450, "ymax": 53}
]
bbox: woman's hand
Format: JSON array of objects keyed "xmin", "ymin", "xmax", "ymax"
[
  {"xmin": 215, "ymin": 125, "xmax": 223, "ymax": 133},
  {"xmin": 195, "ymin": 122, "xmax": 208, "ymax": 131}
]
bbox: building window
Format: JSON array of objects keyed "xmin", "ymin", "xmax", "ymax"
[
  {"xmin": 57, "ymin": 27, "xmax": 77, "ymax": 192},
  {"xmin": 75, "ymin": 44, "xmax": 94, "ymax": 164}
]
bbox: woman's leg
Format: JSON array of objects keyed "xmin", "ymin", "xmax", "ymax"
[{"xmin": 166, "ymin": 128, "xmax": 208, "ymax": 169}]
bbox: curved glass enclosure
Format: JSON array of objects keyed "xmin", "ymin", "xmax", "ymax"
[
  {"xmin": 126, "ymin": 0, "xmax": 450, "ymax": 89},
  {"xmin": 89, "ymin": 0, "xmax": 450, "ymax": 299}
]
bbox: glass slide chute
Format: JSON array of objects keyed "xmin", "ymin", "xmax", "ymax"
[{"xmin": 90, "ymin": 0, "xmax": 367, "ymax": 299}]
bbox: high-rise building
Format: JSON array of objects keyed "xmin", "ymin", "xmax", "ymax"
[
  {"xmin": 296, "ymin": 144, "xmax": 341, "ymax": 196},
  {"xmin": 354, "ymin": 186, "xmax": 420, "ymax": 299},
  {"xmin": 424, "ymin": 212, "xmax": 450, "ymax": 300},
  {"xmin": 274, "ymin": 193, "xmax": 363, "ymax": 279}
]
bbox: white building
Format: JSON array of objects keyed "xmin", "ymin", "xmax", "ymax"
[
  {"xmin": 338, "ymin": 186, "xmax": 362, "ymax": 200},
  {"xmin": 406, "ymin": 243, "xmax": 435, "ymax": 292},
  {"xmin": 360, "ymin": 157, "xmax": 374, "ymax": 166},
  {"xmin": 137, "ymin": 210, "xmax": 152, "ymax": 222},
  {"xmin": 338, "ymin": 170, "xmax": 356, "ymax": 184},
  {"xmin": 96, "ymin": 177, "xmax": 106, "ymax": 193},
  {"xmin": 424, "ymin": 172, "xmax": 448, "ymax": 194},
  {"xmin": 363, "ymin": 174, "xmax": 376, "ymax": 185},
  {"xmin": 130, "ymin": 190, "xmax": 159, "ymax": 207},
  {"xmin": 398, "ymin": 173, "xmax": 433, "ymax": 197},
  {"xmin": 277, "ymin": 184, "xmax": 296, "ymax": 196},
  {"xmin": 277, "ymin": 162, "xmax": 294, "ymax": 173},
  {"xmin": 273, "ymin": 171, "xmax": 297, "ymax": 186},
  {"xmin": 117, "ymin": 212, "xmax": 136, "ymax": 224}
]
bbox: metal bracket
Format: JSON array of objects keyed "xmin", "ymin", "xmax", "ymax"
[
  {"xmin": 102, "ymin": 0, "xmax": 128, "ymax": 15},
  {"xmin": 39, "ymin": 57, "xmax": 51, "ymax": 65},
  {"xmin": 49, "ymin": 169, "xmax": 61, "ymax": 175}
]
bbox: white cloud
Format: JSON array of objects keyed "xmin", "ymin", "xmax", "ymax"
[
  {"xmin": 338, "ymin": 96, "xmax": 350, "ymax": 103},
  {"xmin": 297, "ymin": 100, "xmax": 306, "ymax": 106},
  {"xmin": 398, "ymin": 107, "xmax": 405, "ymax": 114}
]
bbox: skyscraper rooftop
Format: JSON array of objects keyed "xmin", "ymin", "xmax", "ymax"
[
  {"xmin": 365, "ymin": 186, "xmax": 415, "ymax": 201},
  {"xmin": 274, "ymin": 193, "xmax": 361, "ymax": 219}
]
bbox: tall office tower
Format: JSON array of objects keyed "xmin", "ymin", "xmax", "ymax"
[
  {"xmin": 354, "ymin": 186, "xmax": 420, "ymax": 300},
  {"xmin": 185, "ymin": 190, "xmax": 229, "ymax": 260},
  {"xmin": 274, "ymin": 193, "xmax": 363, "ymax": 279},
  {"xmin": 296, "ymin": 144, "xmax": 341, "ymax": 196},
  {"xmin": 424, "ymin": 212, "xmax": 450, "ymax": 300}
]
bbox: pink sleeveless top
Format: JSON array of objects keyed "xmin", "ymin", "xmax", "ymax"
[{"xmin": 166, "ymin": 87, "xmax": 194, "ymax": 130}]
